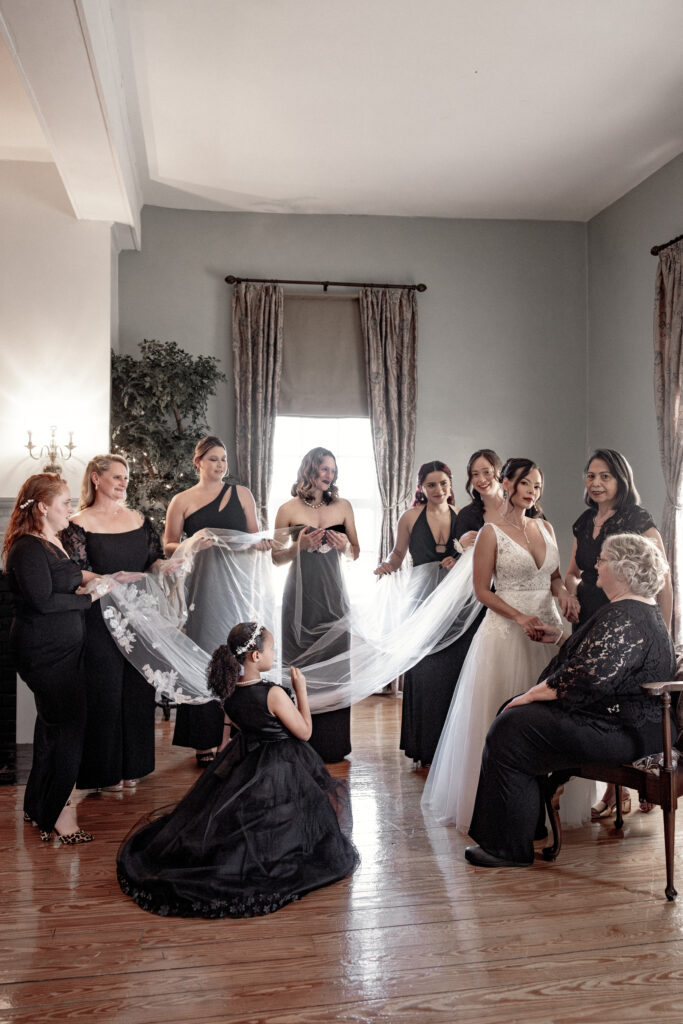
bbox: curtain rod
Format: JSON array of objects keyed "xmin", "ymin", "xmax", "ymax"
[
  {"xmin": 225, "ymin": 274, "xmax": 427, "ymax": 292},
  {"xmin": 651, "ymin": 232, "xmax": 683, "ymax": 256}
]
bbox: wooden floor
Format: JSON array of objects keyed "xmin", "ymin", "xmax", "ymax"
[{"xmin": 3, "ymin": 697, "xmax": 683, "ymax": 1024}]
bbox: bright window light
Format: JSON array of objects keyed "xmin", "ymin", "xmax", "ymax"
[{"xmin": 268, "ymin": 416, "xmax": 383, "ymax": 598}]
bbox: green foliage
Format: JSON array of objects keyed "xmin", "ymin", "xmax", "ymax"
[{"xmin": 111, "ymin": 339, "xmax": 227, "ymax": 526}]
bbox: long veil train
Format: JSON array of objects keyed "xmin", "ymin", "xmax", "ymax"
[{"xmin": 94, "ymin": 528, "xmax": 482, "ymax": 713}]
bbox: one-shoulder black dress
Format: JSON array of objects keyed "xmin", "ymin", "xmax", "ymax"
[
  {"xmin": 62, "ymin": 519, "xmax": 163, "ymax": 788},
  {"xmin": 400, "ymin": 506, "xmax": 482, "ymax": 766},
  {"xmin": 173, "ymin": 482, "xmax": 248, "ymax": 751},
  {"xmin": 117, "ymin": 680, "xmax": 359, "ymax": 917},
  {"xmin": 6, "ymin": 536, "xmax": 91, "ymax": 830},
  {"xmin": 281, "ymin": 524, "xmax": 352, "ymax": 763}
]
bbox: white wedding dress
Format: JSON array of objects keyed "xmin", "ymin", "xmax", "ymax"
[{"xmin": 422, "ymin": 521, "xmax": 593, "ymax": 832}]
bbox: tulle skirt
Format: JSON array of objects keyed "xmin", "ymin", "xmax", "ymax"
[
  {"xmin": 422, "ymin": 593, "xmax": 594, "ymax": 832},
  {"xmin": 117, "ymin": 733, "xmax": 359, "ymax": 918}
]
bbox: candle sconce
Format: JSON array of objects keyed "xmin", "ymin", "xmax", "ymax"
[{"xmin": 26, "ymin": 426, "xmax": 76, "ymax": 473}]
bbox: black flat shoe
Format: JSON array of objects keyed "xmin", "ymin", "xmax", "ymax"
[{"xmin": 464, "ymin": 845, "xmax": 532, "ymax": 868}]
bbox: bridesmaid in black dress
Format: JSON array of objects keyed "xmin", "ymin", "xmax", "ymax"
[
  {"xmin": 375, "ymin": 460, "xmax": 479, "ymax": 766},
  {"xmin": 163, "ymin": 436, "xmax": 265, "ymax": 763},
  {"xmin": 565, "ymin": 449, "xmax": 671, "ymax": 628},
  {"xmin": 117, "ymin": 622, "xmax": 359, "ymax": 918},
  {"xmin": 3, "ymin": 474, "xmax": 97, "ymax": 842},
  {"xmin": 454, "ymin": 449, "xmax": 504, "ymax": 547},
  {"xmin": 273, "ymin": 448, "xmax": 360, "ymax": 763},
  {"xmin": 62, "ymin": 454, "xmax": 164, "ymax": 791},
  {"xmin": 564, "ymin": 448, "xmax": 672, "ymax": 817}
]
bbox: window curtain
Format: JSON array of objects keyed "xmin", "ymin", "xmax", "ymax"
[
  {"xmin": 654, "ymin": 241, "xmax": 683, "ymax": 647},
  {"xmin": 232, "ymin": 282, "xmax": 284, "ymax": 527},
  {"xmin": 359, "ymin": 287, "xmax": 418, "ymax": 560}
]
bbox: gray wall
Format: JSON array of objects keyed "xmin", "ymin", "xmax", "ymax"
[
  {"xmin": 119, "ymin": 208, "xmax": 588, "ymax": 560},
  {"xmin": 587, "ymin": 153, "xmax": 683, "ymax": 524}
]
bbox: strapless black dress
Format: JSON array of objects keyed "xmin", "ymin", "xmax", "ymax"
[
  {"xmin": 281, "ymin": 524, "xmax": 352, "ymax": 763},
  {"xmin": 173, "ymin": 482, "xmax": 248, "ymax": 751},
  {"xmin": 117, "ymin": 681, "xmax": 359, "ymax": 918}
]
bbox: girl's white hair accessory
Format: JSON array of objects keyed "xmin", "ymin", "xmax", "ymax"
[{"xmin": 235, "ymin": 623, "xmax": 263, "ymax": 655}]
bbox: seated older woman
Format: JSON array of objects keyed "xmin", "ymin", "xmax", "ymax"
[{"xmin": 465, "ymin": 532, "xmax": 675, "ymax": 868}]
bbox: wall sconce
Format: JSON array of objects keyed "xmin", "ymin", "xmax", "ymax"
[{"xmin": 26, "ymin": 426, "xmax": 76, "ymax": 473}]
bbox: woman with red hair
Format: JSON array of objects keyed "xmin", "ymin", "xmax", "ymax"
[{"xmin": 3, "ymin": 474, "xmax": 100, "ymax": 843}]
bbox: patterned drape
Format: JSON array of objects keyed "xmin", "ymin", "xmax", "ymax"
[
  {"xmin": 359, "ymin": 287, "xmax": 418, "ymax": 561},
  {"xmin": 232, "ymin": 283, "xmax": 283, "ymax": 528},
  {"xmin": 654, "ymin": 241, "xmax": 683, "ymax": 646}
]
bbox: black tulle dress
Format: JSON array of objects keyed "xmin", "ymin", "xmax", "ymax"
[
  {"xmin": 281, "ymin": 525, "xmax": 352, "ymax": 763},
  {"xmin": 117, "ymin": 681, "xmax": 359, "ymax": 917},
  {"xmin": 572, "ymin": 504, "xmax": 656, "ymax": 627},
  {"xmin": 62, "ymin": 519, "xmax": 163, "ymax": 788},
  {"xmin": 400, "ymin": 506, "xmax": 483, "ymax": 766},
  {"xmin": 173, "ymin": 483, "xmax": 248, "ymax": 751}
]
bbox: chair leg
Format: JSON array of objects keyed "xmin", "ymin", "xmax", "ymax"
[
  {"xmin": 542, "ymin": 782, "xmax": 562, "ymax": 861},
  {"xmin": 663, "ymin": 805, "xmax": 677, "ymax": 901},
  {"xmin": 614, "ymin": 783, "xmax": 624, "ymax": 830}
]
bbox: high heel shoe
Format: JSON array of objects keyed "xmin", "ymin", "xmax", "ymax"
[
  {"xmin": 40, "ymin": 827, "xmax": 94, "ymax": 844},
  {"xmin": 591, "ymin": 795, "xmax": 631, "ymax": 820}
]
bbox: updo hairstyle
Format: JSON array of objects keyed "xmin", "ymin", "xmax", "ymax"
[
  {"xmin": 501, "ymin": 457, "xmax": 543, "ymax": 518},
  {"xmin": 2, "ymin": 473, "xmax": 69, "ymax": 561},
  {"xmin": 207, "ymin": 621, "xmax": 266, "ymax": 701},
  {"xmin": 291, "ymin": 447, "xmax": 339, "ymax": 504},
  {"xmin": 601, "ymin": 533, "xmax": 668, "ymax": 598},
  {"xmin": 411, "ymin": 460, "xmax": 455, "ymax": 507},
  {"xmin": 465, "ymin": 449, "xmax": 502, "ymax": 506},
  {"xmin": 193, "ymin": 436, "xmax": 227, "ymax": 474},
  {"xmin": 80, "ymin": 454, "xmax": 129, "ymax": 510}
]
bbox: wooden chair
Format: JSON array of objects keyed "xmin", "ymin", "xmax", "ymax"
[{"xmin": 543, "ymin": 680, "xmax": 683, "ymax": 901}]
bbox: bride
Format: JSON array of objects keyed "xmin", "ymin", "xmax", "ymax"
[{"xmin": 422, "ymin": 457, "xmax": 583, "ymax": 832}]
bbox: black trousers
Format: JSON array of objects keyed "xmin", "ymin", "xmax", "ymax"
[
  {"xmin": 23, "ymin": 649, "xmax": 87, "ymax": 832},
  {"xmin": 469, "ymin": 703, "xmax": 665, "ymax": 864}
]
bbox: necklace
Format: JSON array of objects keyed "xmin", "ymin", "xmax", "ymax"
[
  {"xmin": 500, "ymin": 511, "xmax": 530, "ymax": 545},
  {"xmin": 302, "ymin": 497, "xmax": 325, "ymax": 509}
]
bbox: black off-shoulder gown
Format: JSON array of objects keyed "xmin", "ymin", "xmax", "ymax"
[
  {"xmin": 117, "ymin": 681, "xmax": 359, "ymax": 917},
  {"xmin": 281, "ymin": 524, "xmax": 352, "ymax": 763},
  {"xmin": 400, "ymin": 506, "xmax": 482, "ymax": 766},
  {"xmin": 173, "ymin": 482, "xmax": 248, "ymax": 751},
  {"xmin": 6, "ymin": 536, "xmax": 91, "ymax": 830},
  {"xmin": 62, "ymin": 519, "xmax": 163, "ymax": 788}
]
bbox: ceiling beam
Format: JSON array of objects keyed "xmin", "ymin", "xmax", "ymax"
[{"xmin": 0, "ymin": 0, "xmax": 141, "ymax": 246}]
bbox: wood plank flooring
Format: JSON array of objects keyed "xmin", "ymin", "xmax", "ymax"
[{"xmin": 2, "ymin": 696, "xmax": 683, "ymax": 1023}]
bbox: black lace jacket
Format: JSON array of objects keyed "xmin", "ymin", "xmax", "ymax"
[{"xmin": 540, "ymin": 600, "xmax": 675, "ymax": 728}]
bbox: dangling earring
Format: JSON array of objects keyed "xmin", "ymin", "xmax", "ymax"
[
  {"xmin": 502, "ymin": 489, "xmax": 509, "ymax": 516},
  {"xmin": 94, "ymin": 481, "xmax": 98, "ymax": 491}
]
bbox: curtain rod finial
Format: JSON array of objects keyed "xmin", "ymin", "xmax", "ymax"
[{"xmin": 416, "ymin": 283, "xmax": 427, "ymax": 292}]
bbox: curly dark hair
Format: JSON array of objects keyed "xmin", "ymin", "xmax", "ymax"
[
  {"xmin": 291, "ymin": 447, "xmax": 339, "ymax": 504},
  {"xmin": 207, "ymin": 621, "xmax": 266, "ymax": 701},
  {"xmin": 411, "ymin": 461, "xmax": 455, "ymax": 507},
  {"xmin": 500, "ymin": 457, "xmax": 543, "ymax": 518},
  {"xmin": 465, "ymin": 449, "xmax": 502, "ymax": 508},
  {"xmin": 583, "ymin": 449, "xmax": 640, "ymax": 509}
]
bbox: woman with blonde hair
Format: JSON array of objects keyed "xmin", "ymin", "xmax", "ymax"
[{"xmin": 63, "ymin": 453, "xmax": 164, "ymax": 791}]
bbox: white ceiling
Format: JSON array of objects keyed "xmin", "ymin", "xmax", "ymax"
[{"xmin": 1, "ymin": 0, "xmax": 683, "ymax": 228}]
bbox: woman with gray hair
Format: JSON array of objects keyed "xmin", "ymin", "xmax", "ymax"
[{"xmin": 464, "ymin": 533, "xmax": 675, "ymax": 868}]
